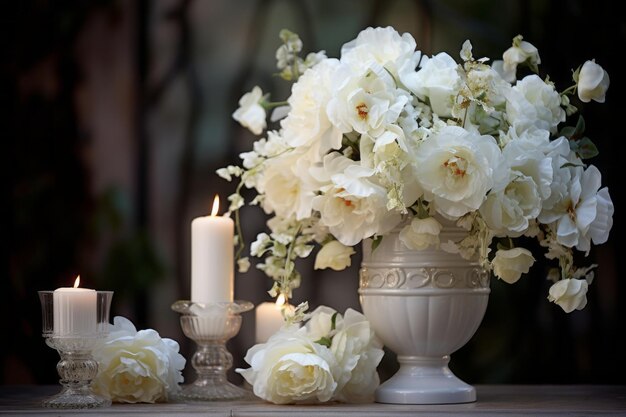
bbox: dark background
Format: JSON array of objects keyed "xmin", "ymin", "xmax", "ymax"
[{"xmin": 3, "ymin": 0, "xmax": 624, "ymax": 386}]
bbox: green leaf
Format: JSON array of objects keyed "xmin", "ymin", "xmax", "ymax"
[
  {"xmin": 575, "ymin": 115, "xmax": 586, "ymax": 136},
  {"xmin": 559, "ymin": 126, "xmax": 576, "ymax": 139},
  {"xmin": 574, "ymin": 137, "xmax": 599, "ymax": 159},
  {"xmin": 371, "ymin": 236, "xmax": 383, "ymax": 252},
  {"xmin": 330, "ymin": 312, "xmax": 338, "ymax": 331},
  {"xmin": 315, "ymin": 337, "xmax": 332, "ymax": 348}
]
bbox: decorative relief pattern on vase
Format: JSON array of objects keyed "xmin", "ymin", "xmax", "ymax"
[{"xmin": 360, "ymin": 265, "xmax": 489, "ymax": 289}]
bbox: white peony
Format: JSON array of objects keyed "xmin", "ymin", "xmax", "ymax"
[
  {"xmin": 232, "ymin": 86, "xmax": 266, "ymax": 135},
  {"xmin": 237, "ymin": 327, "xmax": 338, "ymax": 404},
  {"xmin": 314, "ymin": 240, "xmax": 356, "ymax": 271},
  {"xmin": 492, "ymin": 248, "xmax": 535, "ymax": 284},
  {"xmin": 414, "ymin": 126, "xmax": 503, "ymax": 219},
  {"xmin": 505, "ymin": 74, "xmax": 565, "ymax": 134},
  {"xmin": 399, "ymin": 216, "xmax": 442, "ymax": 250},
  {"xmin": 577, "ymin": 59, "xmax": 610, "ymax": 103},
  {"xmin": 548, "ymin": 278, "xmax": 588, "ymax": 313},
  {"xmin": 92, "ymin": 316, "xmax": 185, "ymax": 403}
]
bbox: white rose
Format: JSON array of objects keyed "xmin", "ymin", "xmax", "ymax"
[
  {"xmin": 480, "ymin": 168, "xmax": 542, "ymax": 236},
  {"xmin": 330, "ymin": 309, "xmax": 384, "ymax": 403},
  {"xmin": 257, "ymin": 150, "xmax": 318, "ymax": 220},
  {"xmin": 281, "ymin": 59, "xmax": 343, "ymax": 154},
  {"xmin": 340, "ymin": 26, "xmax": 417, "ymax": 77},
  {"xmin": 401, "ymin": 52, "xmax": 461, "ymax": 117},
  {"xmin": 548, "ymin": 279, "xmax": 588, "ymax": 313},
  {"xmin": 305, "ymin": 306, "xmax": 342, "ymax": 340},
  {"xmin": 92, "ymin": 317, "xmax": 185, "ymax": 403},
  {"xmin": 327, "ymin": 63, "xmax": 409, "ymax": 138},
  {"xmin": 237, "ymin": 327, "xmax": 337, "ymax": 404},
  {"xmin": 506, "ymin": 74, "xmax": 565, "ymax": 134},
  {"xmin": 540, "ymin": 165, "xmax": 613, "ymax": 253},
  {"xmin": 492, "ymin": 248, "xmax": 535, "ymax": 284},
  {"xmin": 414, "ymin": 126, "xmax": 503, "ymax": 219},
  {"xmin": 577, "ymin": 60, "xmax": 610, "ymax": 103},
  {"xmin": 312, "ymin": 153, "xmax": 401, "ymax": 246},
  {"xmin": 232, "ymin": 86, "xmax": 266, "ymax": 135},
  {"xmin": 399, "ymin": 216, "xmax": 442, "ymax": 250},
  {"xmin": 314, "ymin": 240, "xmax": 356, "ymax": 271}
]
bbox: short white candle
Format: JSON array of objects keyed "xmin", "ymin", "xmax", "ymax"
[
  {"xmin": 53, "ymin": 276, "xmax": 97, "ymax": 336},
  {"xmin": 191, "ymin": 195, "xmax": 234, "ymax": 304},
  {"xmin": 255, "ymin": 296, "xmax": 292, "ymax": 343}
]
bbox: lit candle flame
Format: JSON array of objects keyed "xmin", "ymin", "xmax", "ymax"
[
  {"xmin": 210, "ymin": 195, "xmax": 220, "ymax": 216},
  {"xmin": 275, "ymin": 293, "xmax": 286, "ymax": 308},
  {"xmin": 73, "ymin": 275, "xmax": 81, "ymax": 288}
]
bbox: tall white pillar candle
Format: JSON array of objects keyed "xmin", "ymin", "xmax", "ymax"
[
  {"xmin": 191, "ymin": 196, "xmax": 234, "ymax": 304},
  {"xmin": 53, "ymin": 276, "xmax": 97, "ymax": 336}
]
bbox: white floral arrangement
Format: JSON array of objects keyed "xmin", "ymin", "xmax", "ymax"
[
  {"xmin": 92, "ymin": 316, "xmax": 186, "ymax": 403},
  {"xmin": 237, "ymin": 304, "xmax": 383, "ymax": 404},
  {"xmin": 220, "ymin": 27, "xmax": 613, "ymax": 313}
]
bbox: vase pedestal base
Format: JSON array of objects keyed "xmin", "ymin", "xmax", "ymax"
[{"xmin": 375, "ymin": 356, "xmax": 475, "ymax": 405}]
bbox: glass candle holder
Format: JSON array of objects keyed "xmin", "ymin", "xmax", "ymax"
[
  {"xmin": 38, "ymin": 290, "xmax": 113, "ymax": 409},
  {"xmin": 171, "ymin": 300, "xmax": 253, "ymax": 401}
]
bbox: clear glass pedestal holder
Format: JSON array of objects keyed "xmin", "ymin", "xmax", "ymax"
[
  {"xmin": 38, "ymin": 291, "xmax": 114, "ymax": 409},
  {"xmin": 171, "ymin": 300, "xmax": 253, "ymax": 401}
]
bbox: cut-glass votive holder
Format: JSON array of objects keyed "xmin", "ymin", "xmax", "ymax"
[
  {"xmin": 38, "ymin": 290, "xmax": 113, "ymax": 409},
  {"xmin": 171, "ymin": 300, "xmax": 253, "ymax": 401}
]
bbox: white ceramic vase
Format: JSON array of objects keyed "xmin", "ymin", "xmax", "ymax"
[{"xmin": 359, "ymin": 218, "xmax": 490, "ymax": 404}]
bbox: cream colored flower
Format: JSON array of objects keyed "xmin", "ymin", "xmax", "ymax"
[
  {"xmin": 232, "ymin": 86, "xmax": 266, "ymax": 135},
  {"xmin": 237, "ymin": 327, "xmax": 337, "ymax": 404},
  {"xmin": 492, "ymin": 248, "xmax": 535, "ymax": 284},
  {"xmin": 399, "ymin": 216, "xmax": 442, "ymax": 250},
  {"xmin": 548, "ymin": 278, "xmax": 588, "ymax": 313},
  {"xmin": 314, "ymin": 240, "xmax": 356, "ymax": 271},
  {"xmin": 577, "ymin": 60, "xmax": 610, "ymax": 103},
  {"xmin": 92, "ymin": 316, "xmax": 185, "ymax": 403}
]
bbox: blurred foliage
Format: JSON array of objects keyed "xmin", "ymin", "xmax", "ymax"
[{"xmin": 91, "ymin": 188, "xmax": 166, "ymax": 302}]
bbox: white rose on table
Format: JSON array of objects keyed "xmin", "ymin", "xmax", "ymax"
[
  {"xmin": 399, "ymin": 216, "xmax": 443, "ymax": 250},
  {"xmin": 92, "ymin": 316, "xmax": 185, "ymax": 403},
  {"xmin": 237, "ymin": 327, "xmax": 338, "ymax": 404},
  {"xmin": 492, "ymin": 248, "xmax": 535, "ymax": 284},
  {"xmin": 232, "ymin": 86, "xmax": 267, "ymax": 135},
  {"xmin": 548, "ymin": 278, "xmax": 588, "ymax": 313},
  {"xmin": 329, "ymin": 309, "xmax": 384, "ymax": 403},
  {"xmin": 314, "ymin": 240, "xmax": 356, "ymax": 271},
  {"xmin": 577, "ymin": 60, "xmax": 610, "ymax": 103}
]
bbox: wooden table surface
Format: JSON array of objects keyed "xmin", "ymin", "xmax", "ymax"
[{"xmin": 1, "ymin": 385, "xmax": 625, "ymax": 416}]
